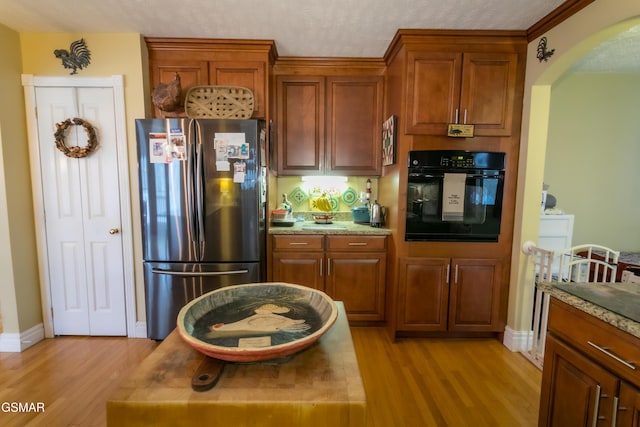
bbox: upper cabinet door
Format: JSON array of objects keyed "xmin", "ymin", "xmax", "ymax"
[
  {"xmin": 405, "ymin": 51, "xmax": 463, "ymax": 135},
  {"xmin": 275, "ymin": 75, "xmax": 325, "ymax": 175},
  {"xmin": 326, "ymin": 76, "xmax": 383, "ymax": 176},
  {"xmin": 275, "ymin": 74, "xmax": 383, "ymax": 176},
  {"xmin": 405, "ymin": 49, "xmax": 519, "ymax": 136},
  {"xmin": 210, "ymin": 61, "xmax": 266, "ymax": 118},
  {"xmin": 145, "ymin": 38, "xmax": 275, "ymax": 119},
  {"xmin": 152, "ymin": 62, "xmax": 209, "ymax": 118},
  {"xmin": 460, "ymin": 52, "xmax": 518, "ymax": 137}
]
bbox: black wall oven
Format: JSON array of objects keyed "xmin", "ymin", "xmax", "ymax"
[{"xmin": 406, "ymin": 150, "xmax": 506, "ymax": 242}]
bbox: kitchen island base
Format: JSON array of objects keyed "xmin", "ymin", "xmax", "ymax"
[{"xmin": 106, "ymin": 302, "xmax": 366, "ymax": 427}]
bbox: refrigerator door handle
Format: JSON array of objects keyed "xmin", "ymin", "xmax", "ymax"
[
  {"xmin": 194, "ymin": 121, "xmax": 206, "ymax": 260},
  {"xmin": 186, "ymin": 122, "xmax": 198, "ymax": 245},
  {"xmin": 151, "ymin": 268, "xmax": 250, "ymax": 277}
]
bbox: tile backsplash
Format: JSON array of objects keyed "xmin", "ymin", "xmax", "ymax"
[{"xmin": 274, "ymin": 176, "xmax": 378, "ymax": 214}]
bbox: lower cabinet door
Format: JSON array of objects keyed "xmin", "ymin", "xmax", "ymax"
[
  {"xmin": 272, "ymin": 252, "xmax": 324, "ymax": 291},
  {"xmin": 539, "ymin": 334, "xmax": 618, "ymax": 427},
  {"xmin": 617, "ymin": 382, "xmax": 640, "ymax": 427},
  {"xmin": 325, "ymin": 252, "xmax": 386, "ymax": 321},
  {"xmin": 448, "ymin": 258, "xmax": 503, "ymax": 331},
  {"xmin": 396, "ymin": 257, "xmax": 450, "ymax": 331}
]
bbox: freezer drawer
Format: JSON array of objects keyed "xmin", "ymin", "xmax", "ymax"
[{"xmin": 144, "ymin": 261, "xmax": 261, "ymax": 340}]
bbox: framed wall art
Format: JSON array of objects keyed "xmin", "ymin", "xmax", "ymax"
[{"xmin": 382, "ymin": 115, "xmax": 396, "ymax": 166}]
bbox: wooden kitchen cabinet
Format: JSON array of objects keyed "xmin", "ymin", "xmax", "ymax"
[
  {"xmin": 271, "ymin": 235, "xmax": 324, "ymax": 291},
  {"xmin": 275, "ymin": 75, "xmax": 383, "ymax": 176},
  {"xmin": 275, "ymin": 75, "xmax": 325, "ymax": 174},
  {"xmin": 397, "ymin": 257, "xmax": 450, "ymax": 331},
  {"xmin": 326, "ymin": 77, "xmax": 383, "ymax": 175},
  {"xmin": 209, "ymin": 60, "xmax": 267, "ymax": 117},
  {"xmin": 145, "ymin": 38, "xmax": 275, "ymax": 118},
  {"xmin": 397, "ymin": 256, "xmax": 503, "ymax": 332},
  {"xmin": 449, "ymin": 258, "xmax": 503, "ymax": 331},
  {"xmin": 153, "ymin": 61, "xmax": 209, "ymax": 118},
  {"xmin": 539, "ymin": 298, "xmax": 640, "ymax": 427},
  {"xmin": 405, "ymin": 49, "xmax": 519, "ymax": 136},
  {"xmin": 618, "ymin": 382, "xmax": 640, "ymax": 426},
  {"xmin": 325, "ymin": 235, "xmax": 387, "ymax": 322},
  {"xmin": 272, "ymin": 234, "xmax": 387, "ymax": 322},
  {"xmin": 540, "ymin": 334, "xmax": 618, "ymax": 426}
]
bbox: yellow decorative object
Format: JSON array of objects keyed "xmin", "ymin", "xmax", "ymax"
[{"xmin": 312, "ymin": 193, "xmax": 333, "ymax": 212}]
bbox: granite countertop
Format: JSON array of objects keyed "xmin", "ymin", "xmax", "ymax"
[
  {"xmin": 269, "ymin": 220, "xmax": 391, "ymax": 235},
  {"xmin": 538, "ymin": 281, "xmax": 640, "ymax": 339}
]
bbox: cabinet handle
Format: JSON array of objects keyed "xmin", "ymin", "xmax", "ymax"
[
  {"xmin": 592, "ymin": 385, "xmax": 602, "ymax": 427},
  {"xmin": 454, "ymin": 265, "xmax": 459, "ymax": 284},
  {"xmin": 319, "ymin": 258, "xmax": 323, "ymax": 277},
  {"xmin": 612, "ymin": 396, "xmax": 618, "ymax": 427},
  {"xmin": 446, "ymin": 264, "xmax": 450, "ymax": 284},
  {"xmin": 327, "ymin": 258, "xmax": 331, "ymax": 276},
  {"xmin": 348, "ymin": 242, "xmax": 367, "ymax": 246},
  {"xmin": 288, "ymin": 242, "xmax": 309, "ymax": 246},
  {"xmin": 587, "ymin": 341, "xmax": 637, "ymax": 370}
]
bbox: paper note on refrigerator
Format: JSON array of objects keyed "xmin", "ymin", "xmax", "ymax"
[
  {"xmin": 233, "ymin": 161, "xmax": 246, "ymax": 183},
  {"xmin": 214, "ymin": 137, "xmax": 230, "ymax": 171},
  {"xmin": 216, "ymin": 133, "xmax": 249, "ymax": 159},
  {"xmin": 169, "ymin": 128, "xmax": 186, "ymax": 161},
  {"xmin": 149, "ymin": 132, "xmax": 170, "ymax": 164}
]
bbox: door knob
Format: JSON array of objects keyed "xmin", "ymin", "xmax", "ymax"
[{"xmin": 109, "ymin": 228, "xmax": 120, "ymax": 235}]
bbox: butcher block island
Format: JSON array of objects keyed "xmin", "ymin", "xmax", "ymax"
[{"xmin": 106, "ymin": 302, "xmax": 365, "ymax": 427}]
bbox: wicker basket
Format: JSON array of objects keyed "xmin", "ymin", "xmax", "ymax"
[{"xmin": 185, "ymin": 86, "xmax": 254, "ymax": 119}]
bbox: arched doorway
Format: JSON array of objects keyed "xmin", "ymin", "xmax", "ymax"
[{"xmin": 505, "ymin": 13, "xmax": 640, "ymax": 352}]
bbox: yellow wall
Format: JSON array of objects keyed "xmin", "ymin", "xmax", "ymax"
[
  {"xmin": 17, "ymin": 33, "xmax": 151, "ymax": 328},
  {"xmin": 0, "ymin": 23, "xmax": 41, "ymax": 335},
  {"xmin": 545, "ymin": 73, "xmax": 640, "ymax": 250},
  {"xmin": 509, "ymin": 2, "xmax": 640, "ymax": 334}
]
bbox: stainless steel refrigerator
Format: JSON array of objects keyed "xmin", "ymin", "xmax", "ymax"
[{"xmin": 136, "ymin": 118, "xmax": 267, "ymax": 340}]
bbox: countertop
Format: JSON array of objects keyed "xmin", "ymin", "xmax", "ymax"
[
  {"xmin": 269, "ymin": 220, "xmax": 391, "ymax": 235},
  {"xmin": 538, "ymin": 281, "xmax": 640, "ymax": 339},
  {"xmin": 107, "ymin": 302, "xmax": 366, "ymax": 427}
]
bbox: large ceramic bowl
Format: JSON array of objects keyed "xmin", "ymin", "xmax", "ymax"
[{"xmin": 177, "ymin": 282, "xmax": 338, "ymax": 362}]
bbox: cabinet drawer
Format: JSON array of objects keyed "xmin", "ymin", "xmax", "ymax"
[
  {"xmin": 273, "ymin": 235, "xmax": 324, "ymax": 251},
  {"xmin": 326, "ymin": 235, "xmax": 386, "ymax": 251},
  {"xmin": 548, "ymin": 298, "xmax": 640, "ymax": 386}
]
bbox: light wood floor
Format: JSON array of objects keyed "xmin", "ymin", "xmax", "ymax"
[{"xmin": 0, "ymin": 328, "xmax": 541, "ymax": 426}]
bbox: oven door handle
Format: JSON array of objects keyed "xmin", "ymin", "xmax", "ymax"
[{"xmin": 467, "ymin": 174, "xmax": 504, "ymax": 179}]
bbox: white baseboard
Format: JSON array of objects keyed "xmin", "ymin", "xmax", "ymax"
[
  {"xmin": 133, "ymin": 321, "xmax": 147, "ymax": 339},
  {"xmin": 0, "ymin": 323, "xmax": 45, "ymax": 352},
  {"xmin": 503, "ymin": 326, "xmax": 533, "ymax": 352}
]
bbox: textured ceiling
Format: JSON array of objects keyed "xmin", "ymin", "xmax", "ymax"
[
  {"xmin": 570, "ymin": 24, "xmax": 640, "ymax": 73},
  {"xmin": 0, "ymin": 0, "xmax": 565, "ymax": 57},
  {"xmin": 0, "ymin": 0, "xmax": 637, "ymax": 72}
]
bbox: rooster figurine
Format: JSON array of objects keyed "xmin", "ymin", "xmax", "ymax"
[
  {"xmin": 54, "ymin": 38, "xmax": 91, "ymax": 75},
  {"xmin": 151, "ymin": 73, "xmax": 182, "ymax": 113}
]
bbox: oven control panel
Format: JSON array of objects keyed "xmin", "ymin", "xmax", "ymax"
[
  {"xmin": 409, "ymin": 150, "xmax": 505, "ymax": 170},
  {"xmin": 440, "ymin": 155, "xmax": 475, "ymax": 168}
]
